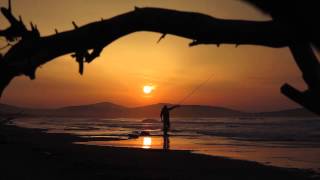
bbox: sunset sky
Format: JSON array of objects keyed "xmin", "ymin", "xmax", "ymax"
[{"xmin": 0, "ymin": 0, "xmax": 308, "ymax": 111}]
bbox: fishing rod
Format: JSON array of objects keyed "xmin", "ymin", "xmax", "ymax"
[{"xmin": 177, "ymin": 73, "xmax": 214, "ymax": 105}]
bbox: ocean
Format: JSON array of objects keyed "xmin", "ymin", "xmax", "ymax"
[{"xmin": 12, "ymin": 116, "xmax": 320, "ymax": 172}]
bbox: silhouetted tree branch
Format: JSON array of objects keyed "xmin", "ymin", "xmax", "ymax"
[
  {"xmin": 0, "ymin": 1, "xmax": 319, "ymax": 115},
  {"xmin": 0, "ymin": 5, "xmax": 289, "ymax": 92}
]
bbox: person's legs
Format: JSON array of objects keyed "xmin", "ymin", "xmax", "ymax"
[
  {"xmin": 163, "ymin": 134, "xmax": 170, "ymax": 151},
  {"xmin": 163, "ymin": 126, "xmax": 168, "ymax": 136}
]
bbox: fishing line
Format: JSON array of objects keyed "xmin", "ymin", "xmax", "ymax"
[{"xmin": 177, "ymin": 73, "xmax": 214, "ymax": 105}]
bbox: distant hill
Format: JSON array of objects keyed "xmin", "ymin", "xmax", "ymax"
[
  {"xmin": 127, "ymin": 103, "xmax": 244, "ymax": 118},
  {"xmin": 0, "ymin": 103, "xmax": 50, "ymax": 116},
  {"xmin": 52, "ymin": 102, "xmax": 245, "ymax": 118},
  {"xmin": 0, "ymin": 103, "xmax": 24, "ymax": 113},
  {"xmin": 257, "ymin": 108, "xmax": 317, "ymax": 117},
  {"xmin": 55, "ymin": 102, "xmax": 128, "ymax": 118},
  {"xmin": 0, "ymin": 102, "xmax": 318, "ymax": 118}
]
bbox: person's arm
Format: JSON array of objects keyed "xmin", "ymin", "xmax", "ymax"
[{"xmin": 168, "ymin": 105, "xmax": 181, "ymax": 111}]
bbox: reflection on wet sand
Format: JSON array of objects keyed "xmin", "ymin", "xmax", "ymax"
[
  {"xmin": 79, "ymin": 135, "xmax": 320, "ymax": 171},
  {"xmin": 142, "ymin": 135, "xmax": 170, "ymax": 150},
  {"xmin": 142, "ymin": 137, "xmax": 152, "ymax": 149},
  {"xmin": 86, "ymin": 135, "xmax": 173, "ymax": 150}
]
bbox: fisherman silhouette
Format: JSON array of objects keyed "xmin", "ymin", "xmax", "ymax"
[
  {"xmin": 160, "ymin": 105, "xmax": 180, "ymax": 135},
  {"xmin": 160, "ymin": 105, "xmax": 180, "ymax": 151}
]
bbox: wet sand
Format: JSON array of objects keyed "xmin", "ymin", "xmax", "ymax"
[{"xmin": 0, "ymin": 122, "xmax": 319, "ymax": 180}]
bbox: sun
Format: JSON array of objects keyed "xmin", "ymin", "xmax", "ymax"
[{"xmin": 143, "ymin": 85, "xmax": 154, "ymax": 94}]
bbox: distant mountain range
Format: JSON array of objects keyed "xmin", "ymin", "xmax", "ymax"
[{"xmin": 0, "ymin": 102, "xmax": 317, "ymax": 118}]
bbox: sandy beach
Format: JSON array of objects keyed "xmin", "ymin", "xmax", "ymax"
[{"xmin": 0, "ymin": 120, "xmax": 318, "ymax": 180}]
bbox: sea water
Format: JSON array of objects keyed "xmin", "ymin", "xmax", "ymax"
[{"xmin": 12, "ymin": 117, "xmax": 320, "ymax": 172}]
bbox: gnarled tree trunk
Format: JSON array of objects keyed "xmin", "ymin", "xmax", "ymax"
[{"xmin": 0, "ymin": 1, "xmax": 319, "ymax": 115}]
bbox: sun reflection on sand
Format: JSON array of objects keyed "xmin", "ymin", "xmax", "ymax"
[
  {"xmin": 142, "ymin": 137, "xmax": 152, "ymax": 149},
  {"xmin": 77, "ymin": 136, "xmax": 320, "ymax": 171}
]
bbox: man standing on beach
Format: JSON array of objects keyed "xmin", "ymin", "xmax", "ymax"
[{"xmin": 160, "ymin": 105, "xmax": 180, "ymax": 135}]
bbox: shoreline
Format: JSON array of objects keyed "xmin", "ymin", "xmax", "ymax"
[{"xmin": 0, "ymin": 122, "xmax": 319, "ymax": 180}]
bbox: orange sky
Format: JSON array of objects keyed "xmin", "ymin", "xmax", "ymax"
[{"xmin": 0, "ymin": 0, "xmax": 308, "ymax": 111}]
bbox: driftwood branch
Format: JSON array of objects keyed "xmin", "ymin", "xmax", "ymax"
[
  {"xmin": 0, "ymin": 6, "xmax": 289, "ymax": 92},
  {"xmin": 281, "ymin": 42, "xmax": 320, "ymax": 114},
  {"xmin": 0, "ymin": 1, "xmax": 319, "ymax": 114}
]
